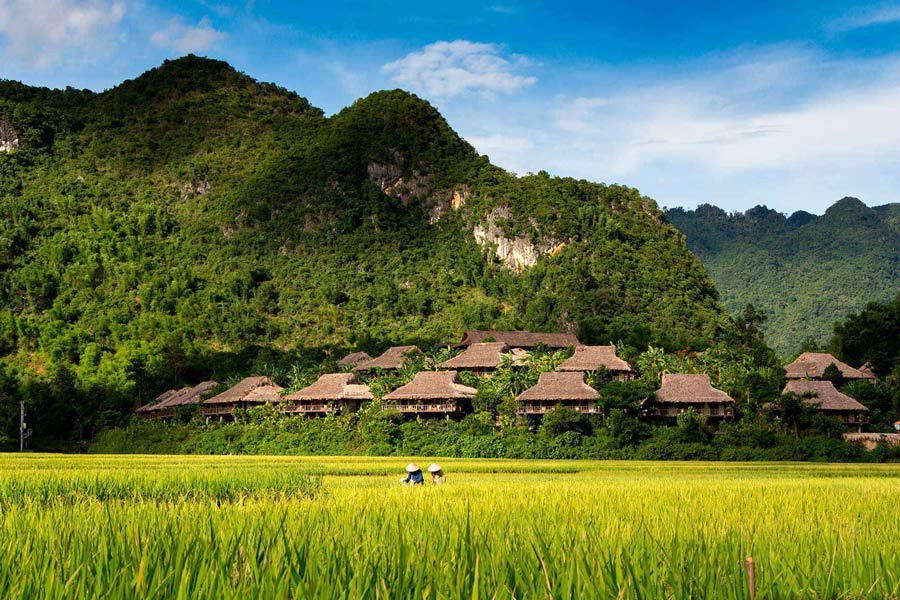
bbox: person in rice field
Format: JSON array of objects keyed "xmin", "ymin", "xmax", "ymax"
[
  {"xmin": 400, "ymin": 463, "xmax": 424, "ymax": 486},
  {"xmin": 428, "ymin": 464, "xmax": 446, "ymax": 484}
]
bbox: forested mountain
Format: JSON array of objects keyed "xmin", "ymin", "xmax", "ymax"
[
  {"xmin": 666, "ymin": 199, "xmax": 900, "ymax": 355},
  {"xmin": 0, "ymin": 56, "xmax": 724, "ymax": 444}
]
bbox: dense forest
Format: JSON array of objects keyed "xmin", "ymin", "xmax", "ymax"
[
  {"xmin": 667, "ymin": 199, "xmax": 900, "ymax": 354},
  {"xmin": 0, "ymin": 56, "xmax": 726, "ymax": 448}
]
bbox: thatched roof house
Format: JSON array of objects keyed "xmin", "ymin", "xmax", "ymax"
[
  {"xmin": 454, "ymin": 331, "xmax": 579, "ymax": 349},
  {"xmin": 141, "ymin": 381, "xmax": 218, "ymax": 419},
  {"xmin": 243, "ymin": 383, "xmax": 284, "ymax": 405},
  {"xmin": 439, "ymin": 342, "xmax": 522, "ymax": 374},
  {"xmin": 383, "ymin": 371, "xmax": 475, "ymax": 416},
  {"xmin": 282, "ymin": 373, "xmax": 372, "ymax": 415},
  {"xmin": 557, "ymin": 345, "xmax": 634, "ymax": 379},
  {"xmin": 782, "ymin": 380, "xmax": 869, "ymax": 428},
  {"xmin": 516, "ymin": 372, "xmax": 600, "ymax": 415},
  {"xmin": 859, "ymin": 362, "xmax": 877, "ymax": 380},
  {"xmin": 201, "ymin": 376, "xmax": 279, "ymax": 418},
  {"xmin": 353, "ymin": 345, "xmax": 420, "ymax": 372},
  {"xmin": 338, "ymin": 351, "xmax": 372, "ymax": 368},
  {"xmin": 784, "ymin": 352, "xmax": 874, "ymax": 381},
  {"xmin": 137, "ymin": 389, "xmax": 177, "ymax": 414},
  {"xmin": 645, "ymin": 374, "xmax": 734, "ymax": 419}
]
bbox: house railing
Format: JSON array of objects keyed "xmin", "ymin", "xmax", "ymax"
[
  {"xmin": 394, "ymin": 403, "xmax": 461, "ymax": 413},
  {"xmin": 517, "ymin": 403, "xmax": 604, "ymax": 415}
]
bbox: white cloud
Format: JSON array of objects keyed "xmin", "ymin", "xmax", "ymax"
[
  {"xmin": 0, "ymin": 0, "xmax": 126, "ymax": 67},
  {"xmin": 465, "ymin": 134, "xmax": 534, "ymax": 173},
  {"xmin": 443, "ymin": 47, "xmax": 900, "ymax": 211},
  {"xmin": 830, "ymin": 4, "xmax": 900, "ymax": 31},
  {"xmin": 550, "ymin": 53, "xmax": 900, "ymax": 178},
  {"xmin": 381, "ymin": 40, "xmax": 536, "ymax": 99},
  {"xmin": 150, "ymin": 16, "xmax": 226, "ymax": 54}
]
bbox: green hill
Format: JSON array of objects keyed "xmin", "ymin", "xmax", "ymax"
[
  {"xmin": 666, "ymin": 198, "xmax": 900, "ymax": 355},
  {"xmin": 0, "ymin": 56, "xmax": 723, "ymax": 442}
]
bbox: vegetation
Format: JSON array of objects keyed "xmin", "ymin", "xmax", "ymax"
[
  {"xmin": 5, "ymin": 454, "xmax": 900, "ymax": 598},
  {"xmin": 0, "ymin": 56, "xmax": 724, "ymax": 448},
  {"xmin": 90, "ymin": 318, "xmax": 900, "ymax": 462},
  {"xmin": 666, "ymin": 199, "xmax": 900, "ymax": 354}
]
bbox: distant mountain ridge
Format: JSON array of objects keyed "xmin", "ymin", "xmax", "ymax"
[{"xmin": 666, "ymin": 197, "xmax": 900, "ymax": 355}]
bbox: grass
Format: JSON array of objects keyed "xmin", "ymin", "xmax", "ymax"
[{"xmin": 2, "ymin": 455, "xmax": 900, "ymax": 598}]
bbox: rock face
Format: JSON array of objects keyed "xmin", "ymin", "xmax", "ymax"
[
  {"xmin": 473, "ymin": 207, "xmax": 564, "ymax": 273},
  {"xmin": 0, "ymin": 120, "xmax": 19, "ymax": 153}
]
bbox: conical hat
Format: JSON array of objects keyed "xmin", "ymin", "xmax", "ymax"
[
  {"xmin": 428, "ymin": 463, "xmax": 442, "ymax": 473},
  {"xmin": 405, "ymin": 463, "xmax": 420, "ymax": 472}
]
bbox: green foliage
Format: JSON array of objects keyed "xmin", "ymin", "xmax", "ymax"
[
  {"xmin": 830, "ymin": 292, "xmax": 900, "ymax": 376},
  {"xmin": 540, "ymin": 405, "xmax": 594, "ymax": 437},
  {"xmin": 667, "ymin": 199, "xmax": 900, "ymax": 355},
  {"xmin": 0, "ymin": 57, "xmax": 726, "ymax": 446}
]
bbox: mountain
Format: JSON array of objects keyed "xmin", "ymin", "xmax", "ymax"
[
  {"xmin": 0, "ymin": 56, "xmax": 723, "ymax": 441},
  {"xmin": 666, "ymin": 198, "xmax": 900, "ymax": 355}
]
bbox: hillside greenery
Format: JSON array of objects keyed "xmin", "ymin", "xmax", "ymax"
[
  {"xmin": 0, "ymin": 56, "xmax": 727, "ymax": 448},
  {"xmin": 666, "ymin": 199, "xmax": 900, "ymax": 355}
]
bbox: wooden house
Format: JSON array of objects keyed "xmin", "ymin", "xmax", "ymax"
[
  {"xmin": 201, "ymin": 376, "xmax": 282, "ymax": 419},
  {"xmin": 136, "ymin": 389, "xmax": 177, "ymax": 417},
  {"xmin": 557, "ymin": 345, "xmax": 635, "ymax": 380},
  {"xmin": 338, "ymin": 351, "xmax": 372, "ymax": 368},
  {"xmin": 439, "ymin": 342, "xmax": 527, "ymax": 375},
  {"xmin": 353, "ymin": 346, "xmax": 421, "ymax": 372},
  {"xmin": 282, "ymin": 373, "xmax": 373, "ymax": 416},
  {"xmin": 383, "ymin": 371, "xmax": 475, "ymax": 418},
  {"xmin": 516, "ymin": 372, "xmax": 600, "ymax": 416},
  {"xmin": 784, "ymin": 352, "xmax": 875, "ymax": 382},
  {"xmin": 782, "ymin": 380, "xmax": 869, "ymax": 430},
  {"xmin": 644, "ymin": 374, "xmax": 735, "ymax": 420},
  {"xmin": 140, "ymin": 381, "xmax": 218, "ymax": 419}
]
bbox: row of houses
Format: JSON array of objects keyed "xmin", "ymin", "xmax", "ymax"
[{"xmin": 136, "ymin": 333, "xmax": 875, "ymax": 430}]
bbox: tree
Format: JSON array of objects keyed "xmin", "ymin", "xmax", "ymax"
[
  {"xmin": 540, "ymin": 405, "xmax": 593, "ymax": 437},
  {"xmin": 822, "ymin": 363, "xmax": 843, "ymax": 386}
]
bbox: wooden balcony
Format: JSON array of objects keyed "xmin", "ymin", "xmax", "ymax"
[
  {"xmin": 644, "ymin": 404, "xmax": 734, "ymax": 419},
  {"xmin": 281, "ymin": 403, "xmax": 337, "ymax": 414},
  {"xmin": 200, "ymin": 404, "xmax": 236, "ymax": 417},
  {"xmin": 517, "ymin": 402, "xmax": 604, "ymax": 415},
  {"xmin": 394, "ymin": 402, "xmax": 461, "ymax": 413}
]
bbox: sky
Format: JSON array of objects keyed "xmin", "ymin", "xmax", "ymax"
[{"xmin": 2, "ymin": 1, "xmax": 900, "ymax": 213}]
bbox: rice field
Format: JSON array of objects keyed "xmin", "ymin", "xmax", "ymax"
[{"xmin": 2, "ymin": 455, "xmax": 900, "ymax": 599}]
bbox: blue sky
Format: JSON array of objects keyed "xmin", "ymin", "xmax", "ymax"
[{"xmin": 3, "ymin": 1, "xmax": 900, "ymax": 213}]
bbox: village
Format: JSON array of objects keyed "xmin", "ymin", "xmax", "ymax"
[{"xmin": 136, "ymin": 330, "xmax": 881, "ymax": 437}]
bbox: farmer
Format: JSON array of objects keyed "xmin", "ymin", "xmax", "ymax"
[
  {"xmin": 400, "ymin": 463, "xmax": 424, "ymax": 486},
  {"xmin": 428, "ymin": 464, "xmax": 446, "ymax": 484}
]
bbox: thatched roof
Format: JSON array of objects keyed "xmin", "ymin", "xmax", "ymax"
[
  {"xmin": 859, "ymin": 362, "xmax": 877, "ymax": 380},
  {"xmin": 141, "ymin": 382, "xmax": 218, "ymax": 412},
  {"xmin": 285, "ymin": 373, "xmax": 373, "ymax": 401},
  {"xmin": 353, "ymin": 346, "xmax": 420, "ymax": 371},
  {"xmin": 557, "ymin": 345, "xmax": 634, "ymax": 373},
  {"xmin": 204, "ymin": 376, "xmax": 275, "ymax": 404},
  {"xmin": 516, "ymin": 372, "xmax": 600, "ymax": 401},
  {"xmin": 783, "ymin": 380, "xmax": 869, "ymax": 412},
  {"xmin": 454, "ymin": 330, "xmax": 579, "ymax": 349},
  {"xmin": 440, "ymin": 342, "xmax": 511, "ymax": 370},
  {"xmin": 517, "ymin": 372, "xmax": 599, "ymax": 402},
  {"xmin": 243, "ymin": 384, "xmax": 284, "ymax": 404},
  {"xmin": 137, "ymin": 389, "xmax": 177, "ymax": 412},
  {"xmin": 160, "ymin": 381, "xmax": 219, "ymax": 408},
  {"xmin": 784, "ymin": 352, "xmax": 874, "ymax": 380},
  {"xmin": 338, "ymin": 351, "xmax": 372, "ymax": 367},
  {"xmin": 653, "ymin": 374, "xmax": 734, "ymax": 404},
  {"xmin": 384, "ymin": 371, "xmax": 476, "ymax": 401}
]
